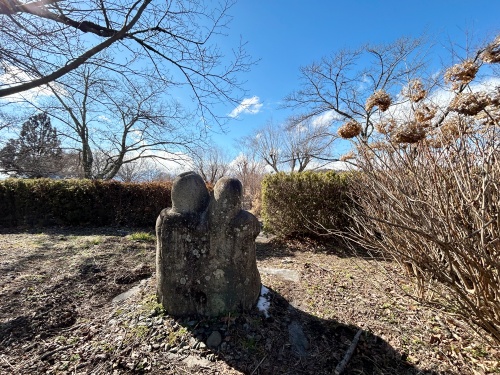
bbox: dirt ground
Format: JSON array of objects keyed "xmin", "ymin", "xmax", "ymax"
[{"xmin": 0, "ymin": 227, "xmax": 498, "ymax": 375}]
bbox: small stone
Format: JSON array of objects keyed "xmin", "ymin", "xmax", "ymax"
[
  {"xmin": 206, "ymin": 331, "xmax": 222, "ymax": 348},
  {"xmin": 183, "ymin": 356, "xmax": 211, "ymax": 368}
]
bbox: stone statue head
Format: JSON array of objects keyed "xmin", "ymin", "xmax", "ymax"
[{"xmin": 171, "ymin": 171, "xmax": 210, "ymax": 214}]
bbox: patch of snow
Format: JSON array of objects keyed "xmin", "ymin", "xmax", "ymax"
[{"xmin": 257, "ymin": 285, "xmax": 271, "ymax": 318}]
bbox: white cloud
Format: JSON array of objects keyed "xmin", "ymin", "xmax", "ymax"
[
  {"xmin": 311, "ymin": 110, "xmax": 342, "ymax": 127},
  {"xmin": 228, "ymin": 96, "xmax": 263, "ymax": 118},
  {"xmin": 0, "ymin": 63, "xmax": 65, "ymax": 102},
  {"xmin": 98, "ymin": 115, "xmax": 111, "ymax": 122}
]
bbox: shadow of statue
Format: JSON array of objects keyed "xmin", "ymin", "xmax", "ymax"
[{"xmin": 176, "ymin": 286, "xmax": 438, "ymax": 375}]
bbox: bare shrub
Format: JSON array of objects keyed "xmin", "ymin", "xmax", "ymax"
[
  {"xmin": 348, "ymin": 120, "xmax": 500, "ymax": 343},
  {"xmin": 338, "ymin": 36, "xmax": 500, "ymax": 343}
]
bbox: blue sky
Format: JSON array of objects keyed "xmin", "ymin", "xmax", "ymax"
[{"xmin": 218, "ymin": 0, "xmax": 500, "ymax": 157}]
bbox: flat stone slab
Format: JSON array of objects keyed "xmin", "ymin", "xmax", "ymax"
[
  {"xmin": 288, "ymin": 320, "xmax": 309, "ymax": 357},
  {"xmin": 259, "ymin": 267, "xmax": 300, "ymax": 283},
  {"xmin": 112, "ymin": 285, "xmax": 142, "ymax": 303},
  {"xmin": 255, "ymin": 233, "xmax": 275, "ymax": 244}
]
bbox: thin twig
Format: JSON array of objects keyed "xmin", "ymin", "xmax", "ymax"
[
  {"xmin": 334, "ymin": 329, "xmax": 362, "ymax": 375},
  {"xmin": 250, "ymin": 355, "xmax": 267, "ymax": 375},
  {"xmin": 39, "ymin": 344, "xmax": 76, "ymax": 361},
  {"xmin": 1, "ymin": 355, "xmax": 14, "ymax": 369}
]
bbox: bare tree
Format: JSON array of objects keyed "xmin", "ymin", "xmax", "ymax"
[
  {"xmin": 0, "ymin": 0, "xmax": 250, "ymax": 124},
  {"xmin": 242, "ymin": 118, "xmax": 335, "ymax": 173},
  {"xmin": 190, "ymin": 145, "xmax": 231, "ymax": 184},
  {"xmin": 58, "ymin": 151, "xmax": 84, "ymax": 178},
  {"xmin": 230, "ymin": 151, "xmax": 267, "ymax": 212},
  {"xmin": 241, "ymin": 120, "xmax": 283, "ymax": 173},
  {"xmin": 30, "ymin": 66, "xmax": 200, "ymax": 179},
  {"xmin": 115, "ymin": 158, "xmax": 150, "ymax": 182},
  {"xmin": 0, "ymin": 107, "xmax": 17, "ymax": 135},
  {"xmin": 115, "ymin": 157, "xmax": 175, "ymax": 182},
  {"xmin": 285, "ymin": 37, "xmax": 429, "ymax": 142}
]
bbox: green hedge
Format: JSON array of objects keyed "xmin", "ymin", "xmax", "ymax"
[
  {"xmin": 261, "ymin": 171, "xmax": 354, "ymax": 238},
  {"xmin": 0, "ymin": 179, "xmax": 172, "ymax": 227}
]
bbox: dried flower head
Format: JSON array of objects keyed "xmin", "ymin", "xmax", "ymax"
[
  {"xmin": 374, "ymin": 119, "xmax": 397, "ymax": 135},
  {"xmin": 391, "ymin": 121, "xmax": 427, "ymax": 144},
  {"xmin": 440, "ymin": 119, "xmax": 461, "ymax": 139},
  {"xmin": 414, "ymin": 104, "xmax": 437, "ymax": 125},
  {"xmin": 339, "ymin": 151, "xmax": 355, "ymax": 161},
  {"xmin": 338, "ymin": 119, "xmax": 362, "ymax": 139},
  {"xmin": 426, "ymin": 121, "xmax": 461, "ymax": 148},
  {"xmin": 475, "ymin": 106, "xmax": 500, "ymax": 126},
  {"xmin": 365, "ymin": 90, "xmax": 392, "ymax": 112},
  {"xmin": 368, "ymin": 141, "xmax": 392, "ymax": 152},
  {"xmin": 355, "ymin": 144, "xmax": 376, "ymax": 162},
  {"xmin": 481, "ymin": 36, "xmax": 500, "ymax": 64},
  {"xmin": 403, "ymin": 80, "xmax": 427, "ymax": 102},
  {"xmin": 444, "ymin": 60, "xmax": 479, "ymax": 89},
  {"xmin": 449, "ymin": 92, "xmax": 489, "ymax": 116},
  {"xmin": 489, "ymin": 89, "xmax": 500, "ymax": 106}
]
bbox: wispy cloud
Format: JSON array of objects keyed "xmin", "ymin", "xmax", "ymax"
[{"xmin": 229, "ymin": 96, "xmax": 263, "ymax": 118}]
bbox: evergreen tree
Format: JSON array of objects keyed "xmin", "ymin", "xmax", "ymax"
[{"xmin": 0, "ymin": 113, "xmax": 63, "ymax": 178}]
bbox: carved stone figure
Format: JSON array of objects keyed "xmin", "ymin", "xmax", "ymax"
[{"xmin": 156, "ymin": 172, "xmax": 261, "ymax": 316}]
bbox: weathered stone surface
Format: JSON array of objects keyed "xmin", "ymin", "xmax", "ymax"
[
  {"xmin": 206, "ymin": 331, "xmax": 222, "ymax": 348},
  {"xmin": 156, "ymin": 172, "xmax": 261, "ymax": 317}
]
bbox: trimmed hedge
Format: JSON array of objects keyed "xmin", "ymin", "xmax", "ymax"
[
  {"xmin": 261, "ymin": 171, "xmax": 353, "ymax": 238},
  {"xmin": 0, "ymin": 178, "xmax": 172, "ymax": 227}
]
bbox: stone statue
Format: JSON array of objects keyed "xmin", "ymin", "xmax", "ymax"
[{"xmin": 156, "ymin": 172, "xmax": 261, "ymax": 316}]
